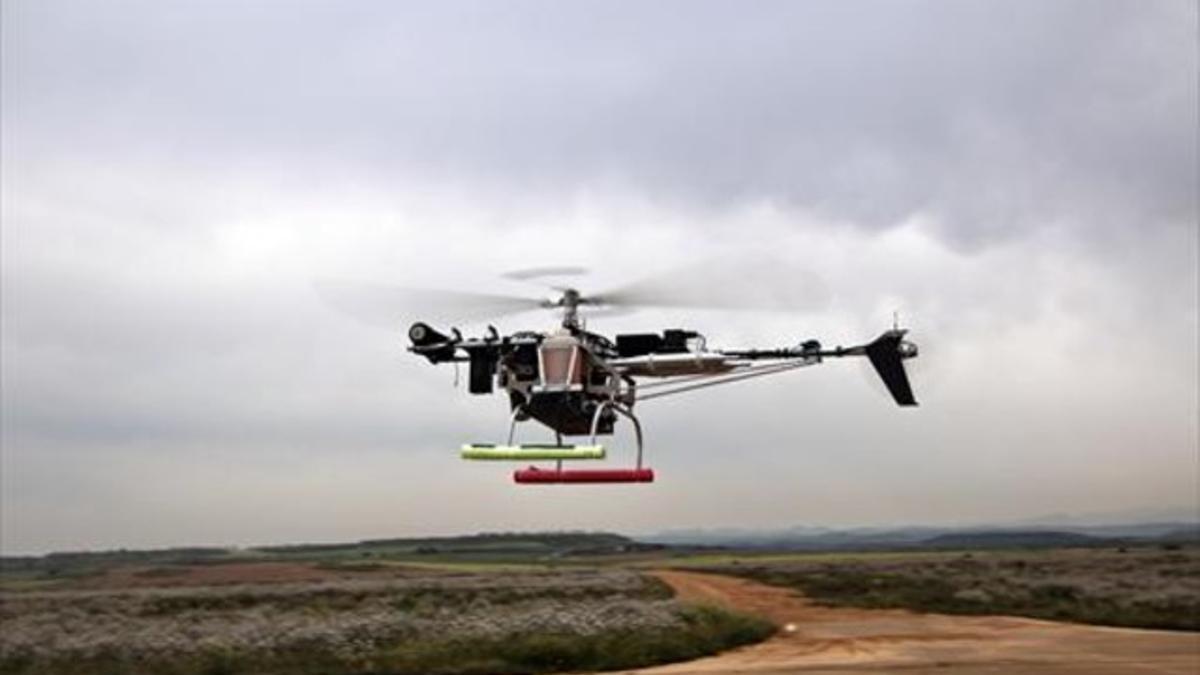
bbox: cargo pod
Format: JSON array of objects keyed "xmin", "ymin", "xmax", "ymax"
[{"xmin": 514, "ymin": 467, "xmax": 654, "ymax": 484}]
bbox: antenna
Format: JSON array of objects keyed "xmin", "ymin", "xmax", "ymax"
[{"xmin": 893, "ymin": 310, "xmax": 899, "ymax": 331}]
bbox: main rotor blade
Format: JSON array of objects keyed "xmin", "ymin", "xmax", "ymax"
[
  {"xmin": 587, "ymin": 260, "xmax": 829, "ymax": 312},
  {"xmin": 314, "ymin": 279, "xmax": 548, "ymax": 327},
  {"xmin": 501, "ymin": 266, "xmax": 590, "ymax": 281}
]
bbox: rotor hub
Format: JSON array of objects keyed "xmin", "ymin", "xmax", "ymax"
[{"xmin": 557, "ymin": 288, "xmax": 584, "ymax": 327}]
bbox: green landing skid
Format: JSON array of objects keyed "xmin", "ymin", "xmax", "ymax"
[{"xmin": 460, "ymin": 444, "xmax": 606, "ymax": 460}]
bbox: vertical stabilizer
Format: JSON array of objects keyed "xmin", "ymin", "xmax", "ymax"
[{"xmin": 865, "ymin": 330, "xmax": 918, "ymax": 406}]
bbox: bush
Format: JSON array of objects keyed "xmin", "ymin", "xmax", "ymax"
[{"xmin": 377, "ymin": 604, "xmax": 774, "ymax": 674}]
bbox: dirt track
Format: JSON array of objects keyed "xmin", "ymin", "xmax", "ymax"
[{"xmin": 624, "ymin": 570, "xmax": 1199, "ymax": 674}]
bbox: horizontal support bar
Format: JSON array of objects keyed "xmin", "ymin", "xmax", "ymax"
[{"xmin": 461, "ymin": 445, "xmax": 605, "ymax": 460}]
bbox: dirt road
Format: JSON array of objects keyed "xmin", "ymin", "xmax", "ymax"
[{"xmin": 625, "ymin": 570, "xmax": 1199, "ymax": 674}]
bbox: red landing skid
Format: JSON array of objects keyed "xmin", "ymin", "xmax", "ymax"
[{"xmin": 513, "ymin": 467, "xmax": 655, "ymax": 484}]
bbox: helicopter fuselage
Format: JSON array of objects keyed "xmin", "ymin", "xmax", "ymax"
[
  {"xmin": 409, "ymin": 322, "xmax": 731, "ymax": 437},
  {"xmin": 408, "ymin": 319, "xmax": 917, "ymax": 442},
  {"xmin": 410, "ymin": 322, "xmax": 635, "ymax": 437}
]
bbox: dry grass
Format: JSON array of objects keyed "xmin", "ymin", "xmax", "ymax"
[
  {"xmin": 0, "ymin": 567, "xmax": 772, "ymax": 674},
  {"xmin": 705, "ymin": 546, "xmax": 1200, "ymax": 631}
]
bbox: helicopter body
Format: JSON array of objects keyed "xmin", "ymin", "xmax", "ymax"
[
  {"xmin": 321, "ymin": 268, "xmax": 919, "ymax": 484},
  {"xmin": 406, "ymin": 284, "xmax": 918, "ymax": 483}
]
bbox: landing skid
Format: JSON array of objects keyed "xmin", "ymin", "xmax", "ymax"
[{"xmin": 461, "ymin": 444, "xmax": 604, "ymax": 460}]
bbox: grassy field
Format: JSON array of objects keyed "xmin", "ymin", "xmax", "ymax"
[
  {"xmin": 699, "ymin": 546, "xmax": 1200, "ymax": 631},
  {"xmin": 5, "ymin": 534, "xmax": 1197, "ymax": 673},
  {"xmin": 0, "ymin": 565, "xmax": 773, "ymax": 675}
]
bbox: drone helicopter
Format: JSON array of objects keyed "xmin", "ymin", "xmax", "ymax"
[{"xmin": 382, "ymin": 266, "xmax": 920, "ymax": 485}]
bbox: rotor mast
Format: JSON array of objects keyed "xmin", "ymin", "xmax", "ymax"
[{"xmin": 554, "ymin": 288, "xmax": 585, "ymax": 329}]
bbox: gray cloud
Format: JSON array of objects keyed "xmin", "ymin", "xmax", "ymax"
[{"xmin": 6, "ymin": 1, "xmax": 1194, "ymax": 243}]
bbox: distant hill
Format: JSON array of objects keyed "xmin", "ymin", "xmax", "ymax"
[
  {"xmin": 919, "ymin": 530, "xmax": 1101, "ymax": 549},
  {"xmin": 647, "ymin": 520, "xmax": 1199, "ymax": 551},
  {"xmin": 0, "ymin": 546, "xmax": 232, "ymax": 574},
  {"xmin": 1068, "ymin": 522, "xmax": 1200, "ymax": 539},
  {"xmin": 0, "ymin": 531, "xmax": 651, "ymax": 573},
  {"xmin": 6, "ymin": 518, "xmax": 1195, "ymax": 572},
  {"xmin": 258, "ymin": 531, "xmax": 647, "ymax": 556},
  {"xmin": 649, "ymin": 526, "xmax": 950, "ymax": 549},
  {"xmin": 1009, "ymin": 506, "xmax": 1199, "ymax": 528},
  {"xmin": 1157, "ymin": 526, "xmax": 1200, "ymax": 543}
]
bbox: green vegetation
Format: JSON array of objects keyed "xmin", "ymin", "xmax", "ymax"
[
  {"xmin": 258, "ymin": 531, "xmax": 656, "ymax": 559},
  {"xmin": 707, "ymin": 547, "xmax": 1200, "ymax": 631},
  {"xmin": 0, "ymin": 532, "xmax": 662, "ymax": 590},
  {"xmin": 373, "ymin": 605, "xmax": 774, "ymax": 675}
]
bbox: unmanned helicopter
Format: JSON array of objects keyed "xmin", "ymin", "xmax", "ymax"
[{"xmin": 342, "ymin": 266, "xmax": 921, "ymax": 485}]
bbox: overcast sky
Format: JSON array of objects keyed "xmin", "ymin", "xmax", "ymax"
[{"xmin": 2, "ymin": 0, "xmax": 1196, "ymax": 554}]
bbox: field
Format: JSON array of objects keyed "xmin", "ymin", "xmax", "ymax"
[
  {"xmin": 3, "ymin": 535, "xmax": 1198, "ymax": 674},
  {"xmin": 642, "ymin": 569, "xmax": 1199, "ymax": 675},
  {"xmin": 0, "ymin": 562, "xmax": 771, "ymax": 675},
  {"xmin": 692, "ymin": 546, "xmax": 1200, "ymax": 631}
]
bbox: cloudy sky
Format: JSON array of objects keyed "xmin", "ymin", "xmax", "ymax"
[{"xmin": 2, "ymin": 0, "xmax": 1196, "ymax": 554}]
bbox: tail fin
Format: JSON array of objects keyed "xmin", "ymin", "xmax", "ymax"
[{"xmin": 865, "ymin": 330, "xmax": 918, "ymax": 406}]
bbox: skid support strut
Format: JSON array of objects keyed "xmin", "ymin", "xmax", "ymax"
[
  {"xmin": 514, "ymin": 401, "xmax": 653, "ymax": 484},
  {"xmin": 590, "ymin": 401, "xmax": 644, "ymax": 470}
]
